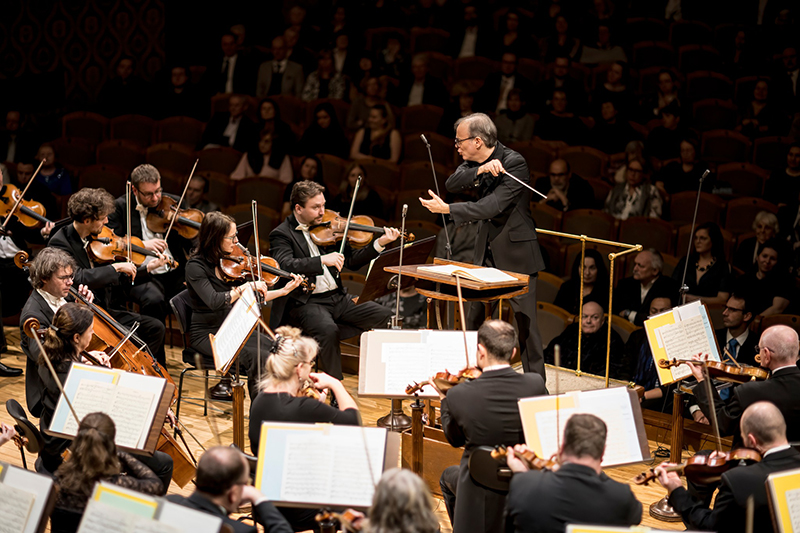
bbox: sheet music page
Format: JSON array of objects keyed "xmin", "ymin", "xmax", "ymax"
[
  {"xmin": 78, "ymin": 501, "xmax": 138, "ymax": 533},
  {"xmin": 681, "ymin": 314, "xmax": 715, "ymax": 360},
  {"xmin": 426, "ymin": 330, "xmax": 478, "ymax": 368},
  {"xmin": 213, "ymin": 285, "xmax": 259, "ymax": 371},
  {"xmin": 0, "ymin": 483, "xmax": 36, "ymax": 533},
  {"xmin": 108, "ymin": 386, "xmax": 155, "ymax": 448},
  {"xmin": 62, "ymin": 380, "xmax": 117, "ymax": 436},
  {"xmin": 579, "ymin": 388, "xmax": 643, "ymax": 466},
  {"xmin": 157, "ymin": 501, "xmax": 223, "ymax": 533},
  {"xmin": 116, "ymin": 372, "xmax": 167, "ymax": 448},
  {"xmin": 280, "ymin": 433, "xmax": 333, "ymax": 503},
  {"xmin": 382, "ymin": 344, "xmax": 430, "ymax": 395},
  {"xmin": 534, "ymin": 407, "xmax": 576, "ymax": 459},
  {"xmin": 785, "ymin": 488, "xmax": 800, "ymax": 531},
  {"xmin": 418, "ymin": 264, "xmax": 516, "ymax": 283},
  {"xmin": 656, "ymin": 322, "xmax": 693, "ymax": 381}
]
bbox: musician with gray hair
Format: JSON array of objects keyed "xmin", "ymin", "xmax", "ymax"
[{"xmin": 419, "ymin": 112, "xmax": 546, "ymax": 378}]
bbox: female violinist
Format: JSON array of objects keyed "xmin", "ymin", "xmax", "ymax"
[{"xmin": 185, "ymin": 212, "xmax": 302, "ymax": 400}]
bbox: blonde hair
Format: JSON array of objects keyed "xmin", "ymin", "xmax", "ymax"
[{"xmin": 258, "ymin": 326, "xmax": 319, "ymax": 390}]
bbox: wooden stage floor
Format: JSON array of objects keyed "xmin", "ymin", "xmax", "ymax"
[{"xmin": 0, "ymin": 326, "xmax": 687, "ymax": 532}]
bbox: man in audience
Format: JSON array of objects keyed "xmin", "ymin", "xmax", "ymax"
[
  {"xmin": 764, "ymin": 142, "xmax": 800, "ymax": 208},
  {"xmin": 155, "ymin": 65, "xmax": 204, "ymax": 120},
  {"xmin": 436, "ymin": 319, "xmax": 547, "ymax": 533},
  {"xmin": 716, "ymin": 293, "xmax": 758, "ymax": 367},
  {"xmin": 657, "ymin": 402, "xmax": 800, "ymax": 533},
  {"xmin": 256, "ymin": 36, "xmax": 305, "ymax": 99},
  {"xmin": 0, "ymin": 111, "xmax": 37, "ymax": 164},
  {"xmin": 645, "ymin": 101, "xmax": 683, "ymax": 164},
  {"xmin": 450, "ymin": 3, "xmax": 495, "ymax": 59},
  {"xmin": 167, "ymin": 446, "xmax": 292, "ymax": 533},
  {"xmin": 210, "ymin": 32, "xmax": 256, "ymax": 95},
  {"xmin": 185, "ymin": 175, "xmax": 220, "ymax": 214},
  {"xmin": 534, "ymin": 56, "xmax": 586, "ymax": 115},
  {"xmin": 775, "ymin": 46, "xmax": 799, "ymax": 112},
  {"xmin": 200, "ymin": 94, "xmax": 258, "ymax": 152},
  {"xmin": 504, "ymin": 414, "xmax": 642, "ymax": 533},
  {"xmin": 534, "ymin": 89, "xmax": 588, "ymax": 146},
  {"xmin": 613, "ymin": 249, "xmax": 679, "ymax": 326},
  {"xmin": 590, "ymin": 99, "xmax": 638, "ymax": 155},
  {"xmin": 535, "ymin": 158, "xmax": 594, "ymax": 212},
  {"xmin": 97, "ymin": 56, "xmax": 148, "ymax": 117},
  {"xmin": 391, "ymin": 53, "xmax": 449, "ymax": 109},
  {"xmin": 475, "ymin": 52, "xmax": 535, "ymax": 114}
]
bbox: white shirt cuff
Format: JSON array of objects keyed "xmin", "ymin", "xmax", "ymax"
[
  {"xmin": 373, "ymin": 240, "xmax": 385, "ymax": 253},
  {"xmin": 689, "ymin": 404, "xmax": 701, "ymax": 414}
]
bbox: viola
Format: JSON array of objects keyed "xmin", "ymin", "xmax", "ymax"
[
  {"xmin": 219, "ymin": 244, "xmax": 314, "ymax": 294},
  {"xmin": 633, "ymin": 448, "xmax": 762, "ymax": 486},
  {"xmin": 315, "ymin": 509, "xmax": 363, "ymax": 533},
  {"xmin": 87, "ymin": 226, "xmax": 178, "ymax": 270},
  {"xmin": 405, "ymin": 367, "xmax": 482, "ymax": 396},
  {"xmin": 299, "ymin": 380, "xmax": 321, "ymax": 400},
  {"xmin": 658, "ymin": 357, "xmax": 769, "ymax": 384},
  {"xmin": 491, "ymin": 444, "xmax": 558, "ymax": 472},
  {"xmin": 146, "ymin": 196, "xmax": 204, "ymax": 240},
  {"xmin": 309, "ymin": 210, "xmax": 414, "ymax": 248},
  {"xmin": 0, "ymin": 183, "xmax": 52, "ymax": 228}
]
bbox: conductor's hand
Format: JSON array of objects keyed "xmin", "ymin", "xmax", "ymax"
[
  {"xmin": 654, "ymin": 463, "xmax": 683, "ymax": 493},
  {"xmin": 113, "ymin": 261, "xmax": 137, "ymax": 280},
  {"xmin": 321, "ymin": 252, "xmax": 344, "ymax": 272},
  {"xmin": 143, "ymin": 238, "xmax": 168, "ymax": 253},
  {"xmin": 478, "ymin": 159, "xmax": 505, "ymax": 176},
  {"xmin": 377, "ymin": 227, "xmax": 401, "ymax": 246},
  {"xmin": 77, "ymin": 284, "xmax": 95, "ymax": 304},
  {"xmin": 419, "ymin": 190, "xmax": 450, "ymax": 214}
]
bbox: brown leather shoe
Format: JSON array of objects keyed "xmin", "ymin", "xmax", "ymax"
[{"xmin": 209, "ymin": 376, "xmax": 232, "ymax": 400}]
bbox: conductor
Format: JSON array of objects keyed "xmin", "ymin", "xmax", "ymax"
[{"xmin": 420, "ymin": 113, "xmax": 546, "ymax": 378}]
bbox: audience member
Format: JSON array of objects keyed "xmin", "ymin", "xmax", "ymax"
[
  {"xmin": 350, "ymin": 104, "xmax": 402, "ymax": 163},
  {"xmin": 185, "ymin": 175, "xmax": 219, "ymax": 214},
  {"xmin": 374, "ymin": 35, "xmax": 406, "ymax": 81},
  {"xmin": 764, "ymin": 142, "xmax": 800, "ymax": 207},
  {"xmin": 646, "ymin": 101, "xmax": 684, "ymax": 164},
  {"xmin": 672, "ymin": 222, "xmax": 732, "ymax": 305},
  {"xmin": 775, "ymin": 46, "xmax": 799, "ymax": 112},
  {"xmin": 736, "ymin": 78, "xmax": 782, "ymax": 139},
  {"xmin": 13, "ymin": 159, "xmax": 58, "ymax": 218},
  {"xmin": 640, "ymin": 69, "xmax": 681, "ymax": 123},
  {"xmin": 256, "ymin": 98, "xmax": 295, "ymax": 159},
  {"xmin": 534, "ymin": 56, "xmax": 587, "ymax": 114},
  {"xmin": 735, "ymin": 240, "xmax": 791, "ymax": 317},
  {"xmin": 604, "ymin": 157, "xmax": 662, "ymax": 220},
  {"xmin": 283, "ymin": 26, "xmax": 315, "ymax": 76},
  {"xmin": 589, "ymin": 99, "xmax": 638, "ymax": 155},
  {"xmin": 494, "ymin": 89, "xmax": 535, "ymax": 145},
  {"xmin": 733, "ymin": 211, "xmax": 781, "ymax": 273},
  {"xmin": 34, "ymin": 143, "xmax": 72, "ymax": 196},
  {"xmin": 391, "ymin": 53, "xmax": 449, "ymax": 109},
  {"xmin": 200, "ymin": 94, "xmax": 259, "ymax": 152},
  {"xmin": 721, "ymin": 29, "xmax": 758, "ymax": 80},
  {"xmin": 495, "ymin": 9, "xmax": 536, "ymax": 59},
  {"xmin": 439, "ymin": 88, "xmax": 476, "ymax": 136},
  {"xmin": 256, "ymin": 36, "xmax": 305, "ymax": 99},
  {"xmin": 534, "ymin": 89, "xmax": 588, "ymax": 146},
  {"xmin": 450, "ymin": 3, "xmax": 495, "ymax": 59},
  {"xmin": 0, "ymin": 110, "xmax": 38, "ymax": 163},
  {"xmin": 97, "ymin": 56, "xmax": 148, "ymax": 117},
  {"xmin": 301, "ymin": 50, "xmax": 348, "ymax": 102},
  {"xmin": 614, "ymin": 249, "xmax": 679, "ymax": 326},
  {"xmin": 554, "ymin": 249, "xmax": 610, "ymax": 314},
  {"xmin": 476, "ymin": 52, "xmax": 535, "ymax": 114},
  {"xmin": 535, "ymin": 158, "xmax": 594, "ymax": 212},
  {"xmin": 591, "ymin": 61, "xmax": 633, "ymax": 119},
  {"xmin": 298, "ymin": 102, "xmax": 350, "ymax": 160},
  {"xmin": 654, "ymin": 138, "xmax": 712, "ymax": 200},
  {"xmin": 579, "ymin": 23, "xmax": 627, "ymax": 65},
  {"xmin": 155, "ymin": 65, "xmax": 204, "ymax": 120},
  {"xmin": 210, "ymin": 31, "xmax": 257, "ymax": 95},
  {"xmin": 332, "ymin": 33, "xmax": 360, "ymax": 80},
  {"xmin": 281, "ymin": 155, "xmax": 328, "ymax": 219},
  {"xmin": 328, "ymin": 162, "xmax": 386, "ymax": 220},
  {"xmin": 347, "ymin": 77, "xmax": 385, "ymax": 131},
  {"xmin": 230, "ymin": 131, "xmax": 293, "ymax": 183},
  {"xmin": 540, "ymin": 15, "xmax": 582, "ymax": 63},
  {"xmin": 612, "ymin": 140, "xmax": 645, "ymax": 184}
]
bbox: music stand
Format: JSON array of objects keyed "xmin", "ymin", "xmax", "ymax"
[{"xmin": 358, "ymin": 236, "xmax": 436, "ymax": 304}]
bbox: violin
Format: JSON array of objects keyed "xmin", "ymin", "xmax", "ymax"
[
  {"xmin": 405, "ymin": 367, "xmax": 482, "ymax": 396},
  {"xmin": 0, "ymin": 183, "xmax": 52, "ymax": 228},
  {"xmin": 309, "ymin": 210, "xmax": 414, "ymax": 248},
  {"xmin": 146, "ymin": 195, "xmax": 203, "ymax": 240},
  {"xmin": 633, "ymin": 448, "xmax": 762, "ymax": 486},
  {"xmin": 299, "ymin": 380, "xmax": 322, "ymax": 400},
  {"xmin": 468, "ymin": 444, "xmax": 557, "ymax": 491},
  {"xmin": 658, "ymin": 357, "xmax": 769, "ymax": 384},
  {"xmin": 219, "ymin": 243, "xmax": 314, "ymax": 294},
  {"xmin": 491, "ymin": 444, "xmax": 558, "ymax": 472},
  {"xmin": 315, "ymin": 509, "xmax": 363, "ymax": 533},
  {"xmin": 87, "ymin": 226, "xmax": 179, "ymax": 270}
]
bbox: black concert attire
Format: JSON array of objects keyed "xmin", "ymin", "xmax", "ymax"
[
  {"xmin": 184, "ymin": 256, "xmax": 273, "ymax": 400},
  {"xmin": 669, "ymin": 447, "xmax": 800, "ymax": 533},
  {"xmin": 504, "ymin": 463, "xmax": 642, "ymax": 533},
  {"xmin": 544, "ymin": 322, "xmax": 625, "ymax": 377},
  {"xmin": 671, "ymin": 256, "xmax": 732, "ymax": 300},
  {"xmin": 20, "ymin": 290, "xmax": 64, "ymax": 417},
  {"xmin": 613, "ymin": 274, "xmax": 680, "ymax": 326},
  {"xmin": 552, "ymin": 279, "xmax": 608, "ymax": 315},
  {"xmin": 446, "ymin": 142, "xmax": 547, "ymax": 378},
  {"xmin": 533, "ymin": 174, "xmax": 595, "ymax": 212},
  {"xmin": 621, "ymin": 329, "xmax": 672, "ymax": 413},
  {"xmin": 439, "ymin": 367, "xmax": 547, "ymax": 533},
  {"xmin": 268, "ymin": 214, "xmax": 393, "ymax": 380},
  {"xmin": 167, "ymin": 492, "xmax": 293, "ymax": 533},
  {"xmin": 49, "ymin": 224, "xmax": 166, "ymax": 366}
]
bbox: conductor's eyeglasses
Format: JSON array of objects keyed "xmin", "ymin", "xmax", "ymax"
[{"xmin": 454, "ymin": 136, "xmax": 476, "ymax": 147}]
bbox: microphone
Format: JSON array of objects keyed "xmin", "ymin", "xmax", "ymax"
[
  {"xmin": 700, "ymin": 169, "xmax": 710, "ymax": 182},
  {"xmin": 402, "ymin": 204, "xmax": 408, "ymax": 217},
  {"xmin": 419, "ymin": 134, "xmax": 430, "ymax": 147}
]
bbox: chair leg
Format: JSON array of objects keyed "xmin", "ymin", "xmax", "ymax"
[
  {"xmin": 175, "ymin": 367, "xmax": 187, "ymax": 437},
  {"xmin": 19, "ymin": 447, "xmax": 26, "ymax": 470},
  {"xmin": 203, "ymin": 370, "xmax": 209, "ymax": 417}
]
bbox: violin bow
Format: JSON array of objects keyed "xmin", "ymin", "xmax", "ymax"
[
  {"xmin": 27, "ymin": 321, "xmax": 81, "ymax": 427},
  {"xmin": 338, "ymin": 175, "xmax": 363, "ymax": 256},
  {"xmin": 554, "ymin": 344, "xmax": 561, "ymax": 457},
  {"xmin": 164, "ymin": 159, "xmax": 199, "ymax": 242},
  {"xmin": 126, "ymin": 181, "xmax": 133, "ymax": 270},
  {"xmin": 1, "ymin": 159, "xmax": 44, "ymax": 232},
  {"xmin": 251, "ymin": 199, "xmax": 264, "ymax": 384}
]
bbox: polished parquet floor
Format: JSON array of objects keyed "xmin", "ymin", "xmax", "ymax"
[{"xmin": 0, "ymin": 326, "xmax": 687, "ymax": 532}]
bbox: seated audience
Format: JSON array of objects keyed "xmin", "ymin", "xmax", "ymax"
[
  {"xmin": 533, "ymin": 56, "xmax": 587, "ymax": 115},
  {"xmin": 257, "ymin": 98, "xmax": 296, "ymax": 160},
  {"xmin": 654, "ymin": 138, "xmax": 712, "ymax": 200},
  {"xmin": 612, "ymin": 140, "xmax": 644, "ymax": 184},
  {"xmin": 200, "ymin": 94, "xmax": 258, "ymax": 152},
  {"xmin": 732, "ymin": 211, "xmax": 781, "ymax": 273},
  {"xmin": 494, "ymin": 89, "xmax": 535, "ymax": 145},
  {"xmin": 505, "ymin": 414, "xmax": 641, "ymax": 533},
  {"xmin": 591, "ymin": 61, "xmax": 633, "ymax": 119},
  {"xmin": 391, "ymin": 53, "xmax": 448, "ymax": 109},
  {"xmin": 35, "ymin": 143, "xmax": 72, "ymax": 196},
  {"xmin": 256, "ymin": 36, "xmax": 305, "ymax": 99},
  {"xmin": 645, "ymin": 101, "xmax": 683, "ymax": 165},
  {"xmin": 639, "ymin": 69, "xmax": 681, "ymax": 123},
  {"xmin": 604, "ymin": 157, "xmax": 662, "ymax": 220},
  {"xmin": 589, "ymin": 99, "xmax": 638, "ymax": 155},
  {"xmin": 230, "ymin": 131, "xmax": 293, "ymax": 183},
  {"xmin": 328, "ymin": 162, "xmax": 386, "ymax": 220},
  {"xmin": 554, "ymin": 249, "xmax": 609, "ymax": 314},
  {"xmin": 476, "ymin": 52, "xmax": 535, "ymax": 114},
  {"xmin": 0, "ymin": 110, "xmax": 38, "ymax": 164},
  {"xmin": 534, "ymin": 89, "xmax": 588, "ymax": 146},
  {"xmin": 155, "ymin": 65, "xmax": 203, "ymax": 120},
  {"xmin": 97, "ymin": 56, "xmax": 148, "ymax": 117},
  {"xmin": 439, "ymin": 89, "xmax": 476, "ymax": 136},
  {"xmin": 579, "ymin": 23, "xmax": 627, "ymax": 65},
  {"xmin": 495, "ymin": 10, "xmax": 536, "ymax": 60},
  {"xmin": 544, "ymin": 300, "xmax": 625, "ymax": 377},
  {"xmin": 349, "ymin": 104, "xmax": 402, "ymax": 163},
  {"xmin": 540, "ymin": 15, "xmax": 582, "ymax": 63},
  {"xmin": 536, "ymin": 159, "xmax": 595, "ymax": 212},
  {"xmin": 185, "ymin": 175, "xmax": 220, "ymax": 214},
  {"xmin": 614, "ymin": 249, "xmax": 680, "ymax": 326},
  {"xmin": 298, "ymin": 102, "xmax": 350, "ymax": 160},
  {"xmin": 764, "ymin": 142, "xmax": 800, "ymax": 208},
  {"xmin": 301, "ymin": 50, "xmax": 347, "ymax": 102},
  {"xmin": 672, "ymin": 222, "xmax": 732, "ymax": 305},
  {"xmin": 281, "ymin": 156, "xmax": 329, "ymax": 219},
  {"xmin": 347, "ymin": 77, "xmax": 384, "ymax": 131},
  {"xmin": 735, "ymin": 240, "xmax": 791, "ymax": 317},
  {"xmin": 736, "ymin": 78, "xmax": 782, "ymax": 139}
]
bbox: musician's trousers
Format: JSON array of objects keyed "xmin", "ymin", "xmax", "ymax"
[
  {"xmin": 192, "ymin": 328, "xmax": 273, "ymax": 400},
  {"xmin": 111, "ymin": 309, "xmax": 167, "ymax": 367},
  {"xmin": 287, "ymin": 290, "xmax": 393, "ymax": 380}
]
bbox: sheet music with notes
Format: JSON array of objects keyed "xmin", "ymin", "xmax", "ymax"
[
  {"xmin": 255, "ymin": 422, "xmax": 399, "ymax": 509},
  {"xmin": 210, "ymin": 284, "xmax": 259, "ymax": 372},
  {"xmin": 518, "ymin": 387, "xmax": 650, "ymax": 468},
  {"xmin": 0, "ymin": 461, "xmax": 55, "ymax": 533},
  {"xmin": 767, "ymin": 467, "xmax": 800, "ymax": 533},
  {"xmin": 0, "ymin": 482, "xmax": 36, "ymax": 533}
]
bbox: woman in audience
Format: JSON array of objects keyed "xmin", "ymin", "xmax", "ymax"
[
  {"xmin": 365, "ymin": 468, "xmax": 439, "ymax": 533},
  {"xmin": 640, "ymin": 69, "xmax": 680, "ymax": 122},
  {"xmin": 672, "ymin": 222, "xmax": 732, "ymax": 305},
  {"xmin": 494, "ymin": 89, "xmax": 535, "ymax": 145},
  {"xmin": 298, "ymin": 102, "xmax": 350, "ymax": 159},
  {"xmin": 328, "ymin": 162, "xmax": 386, "ymax": 220},
  {"xmin": 347, "ymin": 76, "xmax": 384, "ymax": 131},
  {"xmin": 540, "ymin": 15, "xmax": 581, "ymax": 62},
  {"xmin": 350, "ymin": 103, "xmax": 402, "ymax": 163},
  {"xmin": 612, "ymin": 140, "xmax": 644, "ymax": 184},
  {"xmin": 654, "ymin": 138, "xmax": 712, "ymax": 201},
  {"xmin": 735, "ymin": 240, "xmax": 791, "ymax": 317},
  {"xmin": 591, "ymin": 61, "xmax": 633, "ymax": 119},
  {"xmin": 495, "ymin": 9, "xmax": 534, "ymax": 59},
  {"xmin": 35, "ymin": 143, "xmax": 72, "ymax": 196},
  {"xmin": 302, "ymin": 49, "xmax": 348, "ymax": 102},
  {"xmin": 51, "ymin": 413, "xmax": 162, "ymax": 533},
  {"xmin": 230, "ymin": 130, "xmax": 293, "ymax": 183},
  {"xmin": 281, "ymin": 156, "xmax": 329, "ymax": 219},
  {"xmin": 733, "ymin": 211, "xmax": 781, "ymax": 274},
  {"xmin": 257, "ymin": 98, "xmax": 296, "ymax": 157},
  {"xmin": 553, "ymin": 249, "xmax": 609, "ymax": 315},
  {"xmin": 736, "ymin": 78, "xmax": 781, "ymax": 139},
  {"xmin": 604, "ymin": 157, "xmax": 662, "ymax": 220}
]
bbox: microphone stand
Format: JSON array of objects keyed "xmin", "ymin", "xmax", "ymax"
[
  {"xmin": 678, "ymin": 169, "xmax": 710, "ymax": 305},
  {"xmin": 379, "ymin": 204, "xmax": 412, "ymax": 431},
  {"xmin": 420, "ymin": 134, "xmax": 452, "ymax": 259}
]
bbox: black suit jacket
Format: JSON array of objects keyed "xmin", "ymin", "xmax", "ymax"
[
  {"xmin": 447, "ymin": 142, "xmax": 545, "ymax": 275},
  {"xmin": 391, "ymin": 74, "xmax": 449, "ymax": 109},
  {"xmin": 200, "ymin": 113, "xmax": 259, "ymax": 153},
  {"xmin": 670, "ymin": 447, "xmax": 800, "ymax": 533},
  {"xmin": 19, "ymin": 290, "xmax": 54, "ymax": 417},
  {"xmin": 533, "ymin": 174, "xmax": 595, "ymax": 212},
  {"xmin": 441, "ymin": 367, "xmax": 547, "ymax": 533},
  {"xmin": 166, "ymin": 492, "xmax": 292, "ymax": 533},
  {"xmin": 505, "ymin": 462, "xmax": 642, "ymax": 533},
  {"xmin": 613, "ymin": 275, "xmax": 680, "ymax": 326},
  {"xmin": 106, "ymin": 194, "xmax": 192, "ymax": 262},
  {"xmin": 267, "ymin": 214, "xmax": 381, "ymax": 328},
  {"xmin": 694, "ymin": 366, "xmax": 800, "ymax": 448},
  {"xmin": 206, "ymin": 52, "xmax": 258, "ymax": 96},
  {"xmin": 475, "ymin": 73, "xmax": 536, "ymax": 114},
  {"xmin": 715, "ymin": 328, "xmax": 758, "ymax": 368}
]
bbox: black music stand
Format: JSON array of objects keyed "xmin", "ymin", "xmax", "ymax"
[{"xmin": 358, "ymin": 236, "xmax": 437, "ymax": 304}]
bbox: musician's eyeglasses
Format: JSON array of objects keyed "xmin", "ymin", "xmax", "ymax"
[
  {"xmin": 454, "ymin": 136, "xmax": 476, "ymax": 147},
  {"xmin": 724, "ymin": 306, "xmax": 745, "ymax": 313},
  {"xmin": 224, "ymin": 233, "xmax": 239, "ymax": 242},
  {"xmin": 136, "ymin": 187, "xmax": 163, "ymax": 199}
]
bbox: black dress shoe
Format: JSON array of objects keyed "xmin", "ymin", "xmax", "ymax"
[
  {"xmin": 0, "ymin": 361, "xmax": 22, "ymax": 377},
  {"xmin": 209, "ymin": 377, "xmax": 232, "ymax": 400}
]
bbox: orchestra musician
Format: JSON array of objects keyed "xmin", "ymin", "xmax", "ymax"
[
  {"xmin": 656, "ymin": 402, "xmax": 800, "ymax": 533},
  {"xmin": 166, "ymin": 446, "xmax": 292, "ymax": 533},
  {"xmin": 107, "ymin": 163, "xmax": 192, "ymax": 323},
  {"xmin": 50, "ymin": 412, "xmax": 164, "ymax": 532},
  {"xmin": 19, "ymin": 248, "xmax": 95, "ymax": 417},
  {"xmin": 504, "ymin": 414, "xmax": 642, "ymax": 533},
  {"xmin": 185, "ymin": 212, "xmax": 302, "ymax": 400},
  {"xmin": 268, "ymin": 181, "xmax": 399, "ymax": 382},
  {"xmin": 432, "ymin": 319, "xmax": 546, "ymax": 533},
  {"xmin": 419, "ymin": 113, "xmax": 546, "ymax": 379},
  {"xmin": 365, "ymin": 469, "xmax": 439, "ymax": 533},
  {"xmin": 34, "ymin": 303, "xmax": 174, "ymax": 490},
  {"xmin": 49, "ymin": 187, "xmax": 168, "ymax": 366}
]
